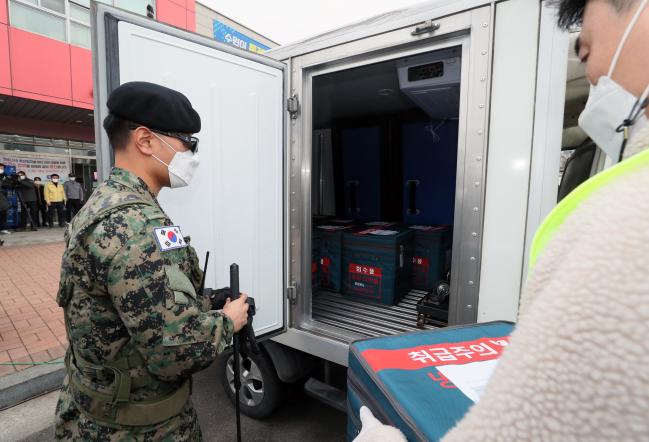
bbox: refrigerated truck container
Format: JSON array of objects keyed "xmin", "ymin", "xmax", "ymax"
[{"xmin": 92, "ymin": 0, "xmax": 571, "ymax": 417}]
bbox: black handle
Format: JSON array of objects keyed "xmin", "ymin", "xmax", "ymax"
[
  {"xmin": 199, "ymin": 251, "xmax": 210, "ymax": 295},
  {"xmin": 230, "ymin": 262, "xmax": 242, "ymax": 442},
  {"xmin": 230, "ymin": 263, "xmax": 240, "ymax": 301}
]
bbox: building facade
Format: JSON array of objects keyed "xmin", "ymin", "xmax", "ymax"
[{"xmin": 0, "ymin": 0, "xmax": 276, "ymax": 226}]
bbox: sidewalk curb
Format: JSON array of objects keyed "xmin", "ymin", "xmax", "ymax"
[{"xmin": 0, "ymin": 360, "xmax": 64, "ymax": 410}]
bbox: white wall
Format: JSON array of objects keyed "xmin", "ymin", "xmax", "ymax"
[{"xmin": 478, "ymin": 0, "xmax": 540, "ymax": 322}]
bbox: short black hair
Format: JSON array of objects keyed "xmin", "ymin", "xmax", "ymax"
[
  {"xmin": 552, "ymin": 0, "xmax": 638, "ymax": 29},
  {"xmin": 0, "ymin": 163, "xmax": 4, "ymax": 167},
  {"xmin": 103, "ymin": 113, "xmax": 132, "ymax": 151},
  {"xmin": 51, "ymin": 174, "xmax": 59, "ymax": 178},
  {"xmin": 18, "ymin": 171, "xmax": 25, "ymax": 175},
  {"xmin": 34, "ymin": 177, "xmax": 41, "ymax": 181}
]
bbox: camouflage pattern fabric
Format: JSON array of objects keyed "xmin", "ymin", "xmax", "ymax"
[{"xmin": 55, "ymin": 167, "xmax": 233, "ymax": 441}]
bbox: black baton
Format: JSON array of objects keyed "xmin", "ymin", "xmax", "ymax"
[{"xmin": 230, "ymin": 264, "xmax": 242, "ymax": 442}]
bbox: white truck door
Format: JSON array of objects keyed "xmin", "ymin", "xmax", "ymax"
[{"xmin": 92, "ymin": 4, "xmax": 287, "ymax": 338}]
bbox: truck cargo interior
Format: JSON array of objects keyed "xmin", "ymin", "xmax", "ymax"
[{"xmin": 308, "ymin": 47, "xmax": 462, "ymax": 340}]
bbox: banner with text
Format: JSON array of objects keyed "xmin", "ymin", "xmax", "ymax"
[
  {"xmin": 212, "ymin": 20, "xmax": 270, "ymax": 54},
  {"xmin": 0, "ymin": 150, "xmax": 71, "ymax": 180}
]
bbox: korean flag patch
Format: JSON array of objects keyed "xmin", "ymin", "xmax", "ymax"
[{"xmin": 153, "ymin": 226, "xmax": 187, "ymax": 251}]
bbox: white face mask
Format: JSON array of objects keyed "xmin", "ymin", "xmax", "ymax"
[
  {"xmin": 151, "ymin": 132, "xmax": 200, "ymax": 188},
  {"xmin": 52, "ymin": 179, "xmax": 59, "ymax": 183},
  {"xmin": 0, "ymin": 169, "xmax": 4, "ymax": 175},
  {"xmin": 578, "ymin": 0, "xmax": 649, "ymax": 163}
]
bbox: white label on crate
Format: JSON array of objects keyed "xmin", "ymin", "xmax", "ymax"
[
  {"xmin": 409, "ymin": 225, "xmax": 443, "ymax": 231},
  {"xmin": 318, "ymin": 225, "xmax": 349, "ymax": 231},
  {"xmin": 369, "ymin": 230, "xmax": 399, "ymax": 236},
  {"xmin": 437, "ymin": 360, "xmax": 500, "ymax": 403}
]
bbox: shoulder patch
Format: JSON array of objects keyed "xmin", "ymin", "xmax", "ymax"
[{"xmin": 153, "ymin": 226, "xmax": 187, "ymax": 251}]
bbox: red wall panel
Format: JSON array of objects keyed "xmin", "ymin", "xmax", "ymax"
[
  {"xmin": 70, "ymin": 46, "xmax": 93, "ymax": 106},
  {"xmin": 0, "ymin": 0, "xmax": 7, "ymax": 25},
  {"xmin": 156, "ymin": 0, "xmax": 186, "ymax": 29},
  {"xmin": 167, "ymin": 0, "xmax": 184, "ymax": 8},
  {"xmin": 186, "ymin": 0, "xmax": 196, "ymax": 12},
  {"xmin": 0, "ymin": 24, "xmax": 11, "ymax": 91},
  {"xmin": 9, "ymin": 28, "xmax": 72, "ymax": 105},
  {"xmin": 186, "ymin": 7, "xmax": 195, "ymax": 32}
]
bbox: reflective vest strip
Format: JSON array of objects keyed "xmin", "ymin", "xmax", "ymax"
[{"xmin": 530, "ymin": 146, "xmax": 649, "ymax": 268}]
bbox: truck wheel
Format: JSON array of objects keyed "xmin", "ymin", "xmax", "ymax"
[{"xmin": 217, "ymin": 346, "xmax": 285, "ymax": 419}]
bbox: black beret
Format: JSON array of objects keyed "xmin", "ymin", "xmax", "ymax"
[{"xmin": 106, "ymin": 81, "xmax": 201, "ymax": 133}]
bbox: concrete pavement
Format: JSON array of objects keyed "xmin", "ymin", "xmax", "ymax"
[
  {"xmin": 0, "ymin": 390, "xmax": 59, "ymax": 442},
  {"xmin": 0, "ymin": 227, "xmax": 66, "ymax": 248}
]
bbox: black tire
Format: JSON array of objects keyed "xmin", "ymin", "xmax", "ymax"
[{"xmin": 216, "ymin": 345, "xmax": 286, "ymax": 419}]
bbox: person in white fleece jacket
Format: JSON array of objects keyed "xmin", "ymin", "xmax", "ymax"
[
  {"xmin": 355, "ymin": 1, "xmax": 649, "ymax": 440},
  {"xmin": 447, "ymin": 0, "xmax": 649, "ymax": 439}
]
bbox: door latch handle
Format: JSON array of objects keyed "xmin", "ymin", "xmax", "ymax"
[{"xmin": 412, "ymin": 20, "xmax": 441, "ymax": 36}]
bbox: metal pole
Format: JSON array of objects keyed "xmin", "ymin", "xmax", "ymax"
[{"xmin": 230, "ymin": 263, "xmax": 242, "ymax": 442}]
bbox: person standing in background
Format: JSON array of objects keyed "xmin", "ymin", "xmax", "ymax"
[
  {"xmin": 44, "ymin": 174, "xmax": 66, "ymax": 228},
  {"xmin": 33, "ymin": 177, "xmax": 47, "ymax": 227},
  {"xmin": 63, "ymin": 173, "xmax": 84, "ymax": 222},
  {"xmin": 16, "ymin": 171, "xmax": 38, "ymax": 231},
  {"xmin": 0, "ymin": 163, "xmax": 10, "ymax": 237}
]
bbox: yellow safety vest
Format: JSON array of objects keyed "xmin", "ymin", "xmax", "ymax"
[{"xmin": 530, "ymin": 147, "xmax": 649, "ymax": 268}]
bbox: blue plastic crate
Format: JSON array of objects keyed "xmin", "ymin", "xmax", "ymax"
[
  {"xmin": 317, "ymin": 224, "xmax": 356, "ymax": 292},
  {"xmin": 408, "ymin": 225, "xmax": 452, "ymax": 291},
  {"xmin": 341, "ymin": 126, "xmax": 382, "ymax": 222},
  {"xmin": 348, "ymin": 321, "xmax": 514, "ymax": 441},
  {"xmin": 402, "ymin": 121, "xmax": 458, "ymax": 225},
  {"xmin": 312, "ymin": 228, "xmax": 322, "ymax": 290},
  {"xmin": 342, "ymin": 226, "xmax": 413, "ymax": 305}
]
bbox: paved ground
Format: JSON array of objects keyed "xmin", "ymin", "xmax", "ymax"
[
  {"xmin": 13, "ymin": 362, "xmax": 347, "ymax": 442},
  {"xmin": 0, "ymin": 227, "xmax": 66, "ymax": 248},
  {"xmin": 0, "ymin": 241, "xmax": 66, "ymax": 377}
]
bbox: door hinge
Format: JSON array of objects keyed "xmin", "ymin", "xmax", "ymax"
[
  {"xmin": 287, "ymin": 285, "xmax": 297, "ymax": 304},
  {"xmin": 412, "ymin": 20, "xmax": 441, "ymax": 36},
  {"xmin": 287, "ymin": 94, "xmax": 299, "ymax": 119}
]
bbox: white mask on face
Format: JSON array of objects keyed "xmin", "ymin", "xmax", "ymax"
[
  {"xmin": 151, "ymin": 132, "xmax": 200, "ymax": 188},
  {"xmin": 578, "ymin": 0, "xmax": 649, "ymax": 163}
]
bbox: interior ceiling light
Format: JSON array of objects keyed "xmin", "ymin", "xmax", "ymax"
[
  {"xmin": 377, "ymin": 88, "xmax": 394, "ymax": 96},
  {"xmin": 75, "ymin": 120, "xmax": 83, "ymax": 123}
]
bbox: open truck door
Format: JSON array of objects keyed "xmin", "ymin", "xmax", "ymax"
[{"xmin": 91, "ymin": 3, "xmax": 288, "ymax": 339}]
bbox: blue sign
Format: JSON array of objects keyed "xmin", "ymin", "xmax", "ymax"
[{"xmin": 213, "ymin": 19, "xmax": 270, "ymax": 54}]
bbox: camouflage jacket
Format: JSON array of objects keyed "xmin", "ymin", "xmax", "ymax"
[{"xmin": 55, "ymin": 167, "xmax": 232, "ymax": 440}]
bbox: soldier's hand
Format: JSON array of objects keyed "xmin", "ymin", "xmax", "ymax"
[{"xmin": 222, "ymin": 293, "xmax": 249, "ymax": 333}]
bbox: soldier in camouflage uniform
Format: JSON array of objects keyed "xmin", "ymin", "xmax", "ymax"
[{"xmin": 55, "ymin": 82, "xmax": 249, "ymax": 441}]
